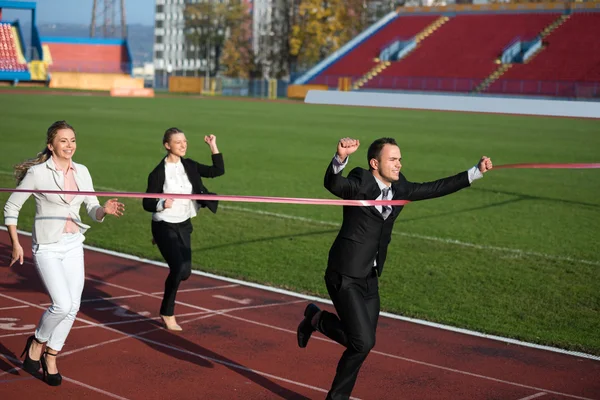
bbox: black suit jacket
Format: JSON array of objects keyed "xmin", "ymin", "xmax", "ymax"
[
  {"xmin": 324, "ymin": 162, "xmax": 470, "ymax": 278},
  {"xmin": 143, "ymin": 154, "xmax": 225, "ymax": 214}
]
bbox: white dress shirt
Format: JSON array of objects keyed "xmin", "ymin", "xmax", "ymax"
[{"xmin": 152, "ymin": 159, "xmax": 197, "ymax": 223}]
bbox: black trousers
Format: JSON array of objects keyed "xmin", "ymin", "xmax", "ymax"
[
  {"xmin": 151, "ymin": 219, "xmax": 193, "ymax": 316},
  {"xmin": 318, "ymin": 269, "xmax": 380, "ymax": 400}
]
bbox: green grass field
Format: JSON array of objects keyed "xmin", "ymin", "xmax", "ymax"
[{"xmin": 1, "ymin": 90, "xmax": 599, "ymax": 355}]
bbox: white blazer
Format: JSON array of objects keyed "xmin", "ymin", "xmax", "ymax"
[{"xmin": 4, "ymin": 157, "xmax": 104, "ymax": 244}]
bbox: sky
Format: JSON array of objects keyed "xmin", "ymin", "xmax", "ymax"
[{"xmin": 1, "ymin": 0, "xmax": 155, "ymax": 25}]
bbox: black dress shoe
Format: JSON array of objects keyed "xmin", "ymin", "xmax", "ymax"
[{"xmin": 297, "ymin": 303, "xmax": 321, "ymax": 348}]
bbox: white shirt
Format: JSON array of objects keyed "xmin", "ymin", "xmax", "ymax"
[{"xmin": 152, "ymin": 159, "xmax": 197, "ymax": 223}]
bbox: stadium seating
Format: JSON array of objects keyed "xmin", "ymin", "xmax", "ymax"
[
  {"xmin": 363, "ymin": 12, "xmax": 559, "ymax": 92},
  {"xmin": 309, "ymin": 15, "xmax": 441, "ymax": 87},
  {"xmin": 45, "ymin": 41, "xmax": 129, "ymax": 73},
  {"xmin": 487, "ymin": 12, "xmax": 600, "ymax": 97},
  {"xmin": 0, "ymin": 23, "xmax": 28, "ymax": 72}
]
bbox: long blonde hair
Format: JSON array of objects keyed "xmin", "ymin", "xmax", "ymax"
[{"xmin": 14, "ymin": 121, "xmax": 75, "ymax": 184}]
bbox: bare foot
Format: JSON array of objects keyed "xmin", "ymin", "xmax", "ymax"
[{"xmin": 160, "ymin": 315, "xmax": 182, "ymax": 331}]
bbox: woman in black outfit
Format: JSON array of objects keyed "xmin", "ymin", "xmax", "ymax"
[{"xmin": 143, "ymin": 127, "xmax": 224, "ymax": 331}]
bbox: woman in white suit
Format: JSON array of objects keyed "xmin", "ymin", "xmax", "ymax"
[{"xmin": 4, "ymin": 120, "xmax": 124, "ymax": 386}]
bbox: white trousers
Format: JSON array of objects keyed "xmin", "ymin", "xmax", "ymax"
[{"xmin": 32, "ymin": 232, "xmax": 85, "ymax": 351}]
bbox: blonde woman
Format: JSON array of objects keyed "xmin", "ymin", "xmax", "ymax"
[{"xmin": 4, "ymin": 120, "xmax": 124, "ymax": 386}]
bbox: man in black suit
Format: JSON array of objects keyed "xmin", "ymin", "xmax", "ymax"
[{"xmin": 297, "ymin": 137, "xmax": 492, "ymax": 399}]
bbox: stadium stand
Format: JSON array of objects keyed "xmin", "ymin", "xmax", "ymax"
[
  {"xmin": 362, "ymin": 12, "xmax": 560, "ymax": 92},
  {"xmin": 309, "ymin": 14, "xmax": 441, "ymax": 87},
  {"xmin": 43, "ymin": 38, "xmax": 131, "ymax": 74},
  {"xmin": 0, "ymin": 22, "xmax": 28, "ymax": 72},
  {"xmin": 486, "ymin": 12, "xmax": 600, "ymax": 98}
]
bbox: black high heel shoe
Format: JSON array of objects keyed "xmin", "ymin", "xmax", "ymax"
[
  {"xmin": 20, "ymin": 335, "xmax": 42, "ymax": 375},
  {"xmin": 40, "ymin": 350, "xmax": 62, "ymax": 386}
]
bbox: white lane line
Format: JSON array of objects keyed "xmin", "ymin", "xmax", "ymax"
[
  {"xmin": 62, "ymin": 377, "xmax": 132, "ymax": 400},
  {"xmin": 0, "ymin": 300, "xmax": 301, "ymax": 340},
  {"xmin": 79, "ymin": 279, "xmax": 597, "ymax": 400},
  {"xmin": 0, "ymin": 225, "xmax": 600, "ymax": 361},
  {"xmin": 75, "ymin": 243, "xmax": 600, "ymax": 362},
  {"xmin": 1, "ymin": 230, "xmax": 599, "ymax": 362},
  {"xmin": 80, "ymin": 294, "xmax": 142, "ymax": 303},
  {"xmin": 0, "ymin": 293, "xmax": 344, "ymax": 398},
  {"xmin": 212, "ymin": 295, "xmax": 252, "ymax": 305},
  {"xmin": 517, "ymin": 393, "xmax": 547, "ymax": 400},
  {"xmin": 0, "ymin": 305, "xmax": 29, "ymax": 311},
  {"xmin": 220, "ymin": 205, "xmax": 600, "ymax": 267},
  {"xmin": 39, "ymin": 294, "xmax": 143, "ymax": 306},
  {"xmin": 150, "ymin": 283, "xmax": 238, "ymax": 295},
  {"xmin": 0, "ymin": 353, "xmax": 131, "ymax": 399}
]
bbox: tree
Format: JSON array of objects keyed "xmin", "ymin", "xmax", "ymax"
[
  {"xmin": 290, "ymin": 0, "xmax": 369, "ymax": 70},
  {"xmin": 220, "ymin": 1, "xmax": 254, "ymax": 78},
  {"xmin": 184, "ymin": 0, "xmax": 230, "ymax": 77}
]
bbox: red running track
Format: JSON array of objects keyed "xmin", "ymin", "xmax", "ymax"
[{"xmin": 0, "ymin": 232, "xmax": 599, "ymax": 400}]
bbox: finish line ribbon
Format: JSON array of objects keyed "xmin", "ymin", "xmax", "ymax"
[
  {"xmin": 0, "ymin": 163, "xmax": 597, "ymax": 207},
  {"xmin": 0, "ymin": 188, "xmax": 411, "ymax": 207},
  {"xmin": 493, "ymin": 163, "xmax": 600, "ymax": 170}
]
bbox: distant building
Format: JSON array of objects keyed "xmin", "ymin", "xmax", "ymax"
[{"xmin": 153, "ymin": 0, "xmax": 254, "ymax": 87}]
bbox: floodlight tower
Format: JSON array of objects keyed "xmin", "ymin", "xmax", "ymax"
[{"xmin": 90, "ymin": 0, "xmax": 127, "ymax": 38}]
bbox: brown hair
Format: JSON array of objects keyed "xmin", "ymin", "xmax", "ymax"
[
  {"xmin": 163, "ymin": 127, "xmax": 183, "ymax": 145},
  {"xmin": 367, "ymin": 137, "xmax": 398, "ymax": 169},
  {"xmin": 13, "ymin": 120, "xmax": 75, "ymax": 184}
]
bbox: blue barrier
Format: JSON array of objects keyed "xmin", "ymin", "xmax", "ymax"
[{"xmin": 0, "ymin": 70, "xmax": 31, "ymax": 82}]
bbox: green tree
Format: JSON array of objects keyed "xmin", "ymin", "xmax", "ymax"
[{"xmin": 184, "ymin": 0, "xmax": 230, "ymax": 77}]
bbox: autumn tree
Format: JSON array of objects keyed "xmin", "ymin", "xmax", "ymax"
[
  {"xmin": 290, "ymin": 0, "xmax": 369, "ymax": 70},
  {"xmin": 220, "ymin": 0, "xmax": 254, "ymax": 78}
]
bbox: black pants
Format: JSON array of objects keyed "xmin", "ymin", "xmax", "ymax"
[
  {"xmin": 318, "ymin": 269, "xmax": 380, "ymax": 400},
  {"xmin": 151, "ymin": 219, "xmax": 193, "ymax": 316}
]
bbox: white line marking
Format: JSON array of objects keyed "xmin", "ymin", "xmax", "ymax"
[
  {"xmin": 62, "ymin": 377, "xmax": 132, "ymax": 400},
  {"xmin": 517, "ymin": 393, "xmax": 547, "ymax": 400},
  {"xmin": 1, "ymin": 227, "xmax": 599, "ymax": 362},
  {"xmin": 212, "ymin": 295, "xmax": 252, "ymax": 305},
  {"xmin": 0, "ymin": 293, "xmax": 341, "ymax": 397},
  {"xmin": 81, "ymin": 243, "xmax": 600, "ymax": 362},
  {"xmin": 1, "ymin": 226, "xmax": 599, "ymax": 362},
  {"xmin": 0, "ymin": 301, "xmax": 301, "ymax": 340},
  {"xmin": 0, "ymin": 353, "xmax": 131, "ymax": 399},
  {"xmin": 220, "ymin": 205, "xmax": 600, "ymax": 266},
  {"xmin": 150, "ymin": 283, "xmax": 238, "ymax": 295},
  {"xmin": 81, "ymin": 294, "xmax": 142, "ymax": 303},
  {"xmin": 39, "ymin": 294, "xmax": 143, "ymax": 306},
  {"xmin": 76, "ymin": 280, "xmax": 598, "ymax": 400},
  {"xmin": 0, "ymin": 305, "xmax": 29, "ymax": 311},
  {"xmin": 0, "ymin": 283, "xmax": 594, "ymax": 399}
]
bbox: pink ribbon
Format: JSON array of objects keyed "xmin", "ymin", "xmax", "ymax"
[
  {"xmin": 0, "ymin": 188, "xmax": 411, "ymax": 207},
  {"xmin": 493, "ymin": 163, "xmax": 600, "ymax": 170},
  {"xmin": 0, "ymin": 163, "xmax": 597, "ymax": 206}
]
